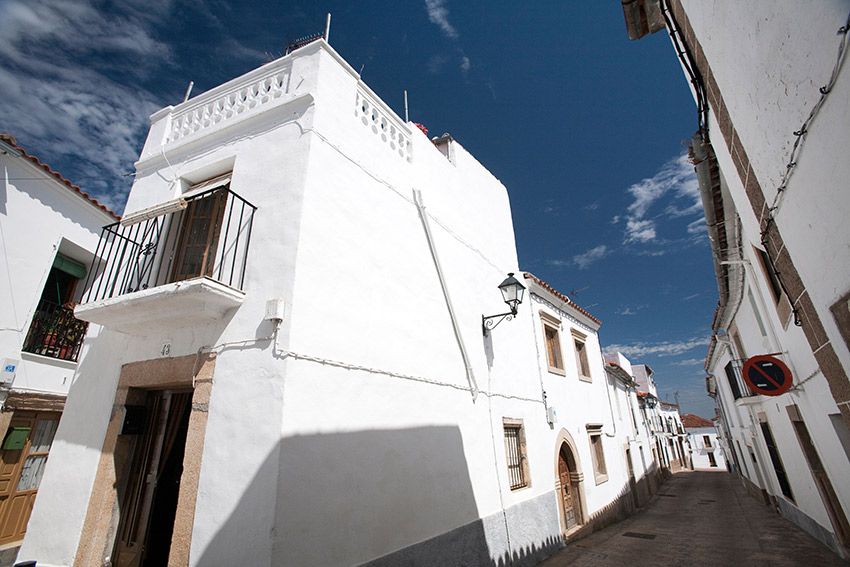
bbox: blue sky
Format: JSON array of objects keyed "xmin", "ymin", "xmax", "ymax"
[{"xmin": 0, "ymin": 1, "xmax": 717, "ymax": 416}]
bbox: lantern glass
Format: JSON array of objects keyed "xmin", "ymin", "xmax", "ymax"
[{"xmin": 497, "ymin": 273, "xmax": 525, "ymax": 312}]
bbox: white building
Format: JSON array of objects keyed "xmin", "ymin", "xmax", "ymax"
[
  {"xmin": 682, "ymin": 414, "xmax": 725, "ymax": 470},
  {"xmin": 0, "ymin": 134, "xmax": 118, "ymax": 547},
  {"xmin": 603, "ymin": 353, "xmax": 664, "ymax": 507},
  {"xmin": 624, "ymin": 0, "xmax": 850, "ymax": 558},
  {"xmin": 17, "ymin": 39, "xmax": 660, "ymax": 567}
]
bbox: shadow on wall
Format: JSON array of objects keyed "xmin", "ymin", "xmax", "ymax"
[{"xmin": 196, "ymin": 426, "xmax": 563, "ymax": 567}]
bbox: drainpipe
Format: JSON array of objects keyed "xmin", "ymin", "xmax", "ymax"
[{"xmin": 413, "ymin": 189, "xmax": 478, "ymax": 400}]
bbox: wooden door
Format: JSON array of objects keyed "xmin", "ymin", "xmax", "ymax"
[
  {"xmin": 792, "ymin": 419, "xmax": 850, "ymax": 546},
  {"xmin": 626, "ymin": 448, "xmax": 639, "ymax": 509},
  {"xmin": 114, "ymin": 391, "xmax": 192, "ymax": 567},
  {"xmin": 171, "ymin": 189, "xmax": 227, "ymax": 283},
  {"xmin": 558, "ymin": 445, "xmax": 578, "ymax": 532},
  {"xmin": 0, "ymin": 413, "xmax": 59, "ymax": 545}
]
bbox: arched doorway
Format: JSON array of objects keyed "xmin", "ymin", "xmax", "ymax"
[{"xmin": 556, "ymin": 441, "xmax": 584, "ymax": 533}]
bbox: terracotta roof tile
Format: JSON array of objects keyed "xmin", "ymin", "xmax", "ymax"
[
  {"xmin": 522, "ymin": 272, "xmax": 601, "ymax": 325},
  {"xmin": 681, "ymin": 413, "xmax": 714, "ymax": 428},
  {"xmin": 0, "ymin": 133, "xmax": 120, "ymax": 220}
]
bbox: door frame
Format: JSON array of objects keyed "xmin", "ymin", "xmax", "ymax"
[
  {"xmin": 553, "ymin": 429, "xmax": 586, "ymax": 536},
  {"xmin": 74, "ymin": 353, "xmax": 217, "ymax": 566}
]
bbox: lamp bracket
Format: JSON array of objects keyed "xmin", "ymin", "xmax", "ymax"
[{"xmin": 482, "ymin": 309, "xmax": 517, "ymax": 336}]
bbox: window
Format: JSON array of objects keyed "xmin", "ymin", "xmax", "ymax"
[
  {"xmin": 587, "ymin": 425, "xmax": 607, "ymax": 484},
  {"xmin": 171, "ymin": 186, "xmax": 229, "ymax": 282},
  {"xmin": 759, "ymin": 420, "xmax": 793, "ymax": 501},
  {"xmin": 730, "ymin": 327, "xmax": 747, "ymax": 361},
  {"xmin": 754, "ymin": 246, "xmax": 784, "ymax": 304},
  {"xmin": 754, "ymin": 245, "xmax": 793, "ymax": 326},
  {"xmin": 503, "ymin": 419, "xmax": 529, "ymax": 490},
  {"xmin": 703, "ymin": 435, "xmax": 712, "ymax": 448},
  {"xmin": 573, "ymin": 331, "xmax": 591, "ymax": 381},
  {"xmin": 17, "ymin": 418, "xmax": 59, "ymax": 491},
  {"xmin": 22, "ymin": 253, "xmax": 89, "ymax": 362},
  {"xmin": 724, "ymin": 361, "xmax": 742, "ymax": 400},
  {"xmin": 540, "ymin": 313, "xmax": 564, "ymax": 375}
]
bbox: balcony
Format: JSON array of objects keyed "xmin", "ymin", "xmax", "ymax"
[
  {"xmin": 22, "ymin": 300, "xmax": 89, "ymax": 362},
  {"xmin": 75, "ymin": 186, "xmax": 256, "ymax": 333}
]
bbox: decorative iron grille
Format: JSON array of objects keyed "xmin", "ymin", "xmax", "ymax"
[
  {"xmin": 82, "ymin": 187, "xmax": 256, "ymax": 303},
  {"xmin": 23, "ymin": 300, "xmax": 89, "ymax": 362},
  {"xmin": 504, "ymin": 425, "xmax": 528, "ymax": 490}
]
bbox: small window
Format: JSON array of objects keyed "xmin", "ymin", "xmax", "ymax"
[
  {"xmin": 573, "ymin": 331, "xmax": 591, "ymax": 381},
  {"xmin": 754, "ymin": 246, "xmax": 784, "ymax": 304},
  {"xmin": 540, "ymin": 313, "xmax": 564, "ymax": 375},
  {"xmin": 724, "ymin": 362, "xmax": 742, "ymax": 400},
  {"xmin": 703, "ymin": 435, "xmax": 712, "ymax": 448},
  {"xmin": 587, "ymin": 425, "xmax": 607, "ymax": 484},
  {"xmin": 503, "ymin": 419, "xmax": 530, "ymax": 490}
]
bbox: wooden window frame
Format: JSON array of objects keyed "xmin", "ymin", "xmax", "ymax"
[
  {"xmin": 587, "ymin": 425, "xmax": 608, "ymax": 484},
  {"xmin": 170, "ymin": 185, "xmax": 229, "ymax": 284},
  {"xmin": 540, "ymin": 311, "xmax": 565, "ymax": 376},
  {"xmin": 503, "ymin": 418, "xmax": 530, "ymax": 491},
  {"xmin": 753, "ymin": 245, "xmax": 793, "ymax": 327},
  {"xmin": 572, "ymin": 330, "xmax": 592, "ymax": 382}
]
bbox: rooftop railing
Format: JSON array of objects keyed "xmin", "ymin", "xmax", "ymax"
[{"xmin": 82, "ymin": 186, "xmax": 256, "ymax": 303}]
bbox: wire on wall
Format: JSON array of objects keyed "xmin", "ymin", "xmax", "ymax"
[{"xmin": 758, "ymin": 10, "xmax": 849, "ymax": 326}]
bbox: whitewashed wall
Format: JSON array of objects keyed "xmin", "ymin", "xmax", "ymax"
[
  {"xmin": 687, "ymin": 427, "xmax": 726, "ymax": 470},
  {"xmin": 23, "ymin": 40, "xmax": 637, "ymax": 567},
  {"xmin": 0, "ymin": 151, "xmax": 113, "ymax": 397},
  {"xmin": 680, "ymin": 1, "xmax": 850, "ymax": 553}
]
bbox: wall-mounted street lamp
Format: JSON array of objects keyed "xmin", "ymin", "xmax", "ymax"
[{"xmin": 482, "ymin": 273, "xmax": 526, "ymax": 336}]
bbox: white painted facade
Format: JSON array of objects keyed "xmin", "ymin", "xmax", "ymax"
[
  {"xmin": 18, "ymin": 41, "xmax": 661, "ymax": 567},
  {"xmin": 635, "ymin": 0, "xmax": 850, "ymax": 557},
  {"xmin": 0, "ymin": 137, "xmax": 115, "ymax": 399},
  {"xmin": 686, "ymin": 426, "xmax": 725, "ymax": 471}
]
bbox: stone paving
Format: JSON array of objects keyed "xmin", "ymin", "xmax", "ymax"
[{"xmin": 541, "ymin": 470, "xmax": 848, "ymax": 567}]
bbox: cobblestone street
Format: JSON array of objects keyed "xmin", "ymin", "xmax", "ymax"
[{"xmin": 541, "ymin": 471, "xmax": 848, "ymax": 567}]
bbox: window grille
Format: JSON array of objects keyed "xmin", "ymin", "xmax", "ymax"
[{"xmin": 504, "ymin": 424, "xmax": 528, "ymax": 490}]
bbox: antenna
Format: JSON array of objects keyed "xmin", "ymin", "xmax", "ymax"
[
  {"xmin": 674, "ymin": 391, "xmax": 680, "ymax": 407},
  {"xmin": 404, "ymin": 90, "xmax": 409, "ymax": 122},
  {"xmin": 325, "ymin": 13, "xmax": 332, "ymax": 42},
  {"xmin": 183, "ymin": 81, "xmax": 194, "ymax": 103}
]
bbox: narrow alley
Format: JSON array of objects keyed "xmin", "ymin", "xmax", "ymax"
[{"xmin": 542, "ymin": 471, "xmax": 848, "ymax": 566}]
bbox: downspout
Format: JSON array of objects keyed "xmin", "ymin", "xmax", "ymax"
[
  {"xmin": 602, "ymin": 359, "xmax": 618, "ymax": 438},
  {"xmin": 413, "ymin": 189, "xmax": 478, "ymax": 400}
]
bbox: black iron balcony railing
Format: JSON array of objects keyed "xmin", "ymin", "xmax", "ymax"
[
  {"xmin": 82, "ymin": 187, "xmax": 256, "ymax": 303},
  {"xmin": 23, "ymin": 300, "xmax": 89, "ymax": 362}
]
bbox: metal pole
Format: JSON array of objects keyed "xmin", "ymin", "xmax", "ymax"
[
  {"xmin": 325, "ymin": 13, "xmax": 331, "ymax": 42},
  {"xmin": 404, "ymin": 90, "xmax": 409, "ymax": 122},
  {"xmin": 183, "ymin": 81, "xmax": 194, "ymax": 103}
]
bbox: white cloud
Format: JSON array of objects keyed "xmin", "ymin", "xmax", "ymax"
[
  {"xmin": 625, "ymin": 218, "xmax": 656, "ymax": 243},
  {"xmin": 617, "ymin": 307, "xmax": 638, "ymax": 316},
  {"xmin": 605, "ymin": 337, "xmax": 707, "ymax": 358},
  {"xmin": 671, "ymin": 357, "xmax": 705, "ymax": 366},
  {"xmin": 572, "ymin": 244, "xmax": 610, "ymax": 270},
  {"xmin": 621, "ymin": 154, "xmax": 701, "ymax": 244},
  {"xmin": 0, "ymin": 0, "xmax": 263, "ymax": 212},
  {"xmin": 425, "ymin": 0, "xmax": 459, "ymax": 39},
  {"xmin": 687, "ymin": 218, "xmax": 707, "ymax": 235},
  {"xmin": 460, "ymin": 55, "xmax": 471, "ymax": 73}
]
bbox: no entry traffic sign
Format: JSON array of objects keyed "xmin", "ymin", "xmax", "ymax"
[{"xmin": 742, "ymin": 355, "xmax": 793, "ymax": 396}]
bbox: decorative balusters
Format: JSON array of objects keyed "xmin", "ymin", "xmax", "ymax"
[
  {"xmin": 167, "ymin": 67, "xmax": 291, "ymax": 143},
  {"xmin": 355, "ymin": 89, "xmax": 412, "ymax": 162}
]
